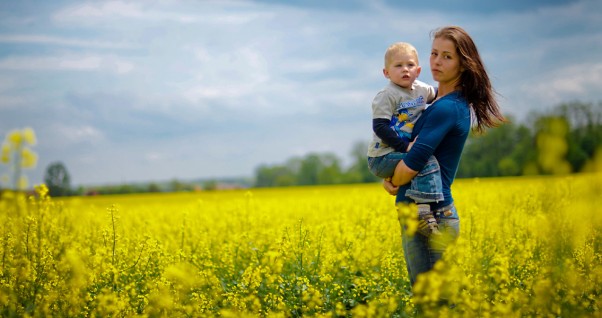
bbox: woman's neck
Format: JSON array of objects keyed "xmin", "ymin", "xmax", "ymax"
[{"xmin": 436, "ymin": 83, "xmax": 459, "ymax": 99}]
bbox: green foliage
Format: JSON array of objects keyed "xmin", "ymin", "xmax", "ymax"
[
  {"xmin": 44, "ymin": 162, "xmax": 71, "ymax": 197},
  {"xmin": 255, "ymin": 101, "xmax": 601, "ymax": 187},
  {"xmin": 458, "ymin": 101, "xmax": 601, "ymax": 177},
  {"xmin": 254, "ymin": 144, "xmax": 379, "ymax": 188}
]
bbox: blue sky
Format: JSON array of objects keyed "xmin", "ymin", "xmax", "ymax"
[{"xmin": 1, "ymin": 0, "xmax": 600, "ymax": 187}]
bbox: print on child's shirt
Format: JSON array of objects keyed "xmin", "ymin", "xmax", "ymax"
[{"xmin": 390, "ymin": 96, "xmax": 426, "ymax": 143}]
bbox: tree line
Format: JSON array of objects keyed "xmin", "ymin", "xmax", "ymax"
[
  {"xmin": 40, "ymin": 100, "xmax": 600, "ymax": 195},
  {"xmin": 254, "ymin": 101, "xmax": 602, "ymax": 187}
]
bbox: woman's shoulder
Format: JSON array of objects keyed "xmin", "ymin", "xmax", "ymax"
[
  {"xmin": 434, "ymin": 92, "xmax": 466, "ymax": 107},
  {"xmin": 428, "ymin": 92, "xmax": 469, "ymax": 117}
]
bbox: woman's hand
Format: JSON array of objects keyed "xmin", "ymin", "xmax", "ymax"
[{"xmin": 383, "ymin": 177, "xmax": 399, "ymax": 195}]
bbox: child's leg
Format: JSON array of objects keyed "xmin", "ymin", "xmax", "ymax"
[
  {"xmin": 404, "ymin": 155, "xmax": 444, "ymax": 204},
  {"xmin": 401, "ymin": 155, "xmax": 444, "ymax": 237},
  {"xmin": 368, "ymin": 152, "xmax": 407, "ymax": 179}
]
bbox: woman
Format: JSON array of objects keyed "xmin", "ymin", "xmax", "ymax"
[{"xmin": 383, "ymin": 26, "xmax": 505, "ymax": 286}]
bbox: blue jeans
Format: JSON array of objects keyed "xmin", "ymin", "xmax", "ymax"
[
  {"xmin": 368, "ymin": 153, "xmax": 444, "ymax": 203},
  {"xmin": 400, "ymin": 204, "xmax": 460, "ymax": 286}
]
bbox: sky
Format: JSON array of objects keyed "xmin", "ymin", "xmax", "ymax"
[{"xmin": 1, "ymin": 0, "xmax": 601, "ymax": 187}]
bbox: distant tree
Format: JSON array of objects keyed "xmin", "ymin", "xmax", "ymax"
[
  {"xmin": 170, "ymin": 179, "xmax": 191, "ymax": 192},
  {"xmin": 148, "ymin": 182, "xmax": 161, "ymax": 192},
  {"xmin": 297, "ymin": 153, "xmax": 321, "ymax": 185},
  {"xmin": 44, "ymin": 162, "xmax": 71, "ymax": 197},
  {"xmin": 346, "ymin": 141, "xmax": 379, "ymax": 183},
  {"xmin": 203, "ymin": 180, "xmax": 217, "ymax": 191},
  {"xmin": 554, "ymin": 101, "xmax": 602, "ymax": 171},
  {"xmin": 533, "ymin": 116, "xmax": 572, "ymax": 175},
  {"xmin": 523, "ymin": 101, "xmax": 602, "ymax": 174},
  {"xmin": 316, "ymin": 153, "xmax": 344, "ymax": 184},
  {"xmin": 457, "ymin": 117, "xmax": 537, "ymax": 178},
  {"xmin": 118, "ymin": 184, "xmax": 135, "ymax": 194},
  {"xmin": 255, "ymin": 164, "xmax": 296, "ymax": 187}
]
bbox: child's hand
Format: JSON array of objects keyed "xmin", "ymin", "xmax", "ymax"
[{"xmin": 383, "ymin": 178, "xmax": 399, "ymax": 195}]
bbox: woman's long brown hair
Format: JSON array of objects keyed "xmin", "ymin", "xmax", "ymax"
[{"xmin": 432, "ymin": 26, "xmax": 506, "ymax": 133}]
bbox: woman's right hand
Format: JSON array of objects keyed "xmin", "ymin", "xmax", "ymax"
[{"xmin": 383, "ymin": 178, "xmax": 399, "ymax": 195}]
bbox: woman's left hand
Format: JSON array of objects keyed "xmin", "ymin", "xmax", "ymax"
[{"xmin": 383, "ymin": 178, "xmax": 399, "ymax": 195}]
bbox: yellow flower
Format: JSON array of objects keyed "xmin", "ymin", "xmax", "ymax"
[
  {"xmin": 35, "ymin": 184, "xmax": 49, "ymax": 197},
  {"xmin": 7, "ymin": 130, "xmax": 22, "ymax": 146},
  {"xmin": 1, "ymin": 144, "xmax": 10, "ymax": 163},
  {"xmin": 18, "ymin": 175, "xmax": 28, "ymax": 189},
  {"xmin": 21, "ymin": 147, "xmax": 38, "ymax": 168},
  {"xmin": 396, "ymin": 203, "xmax": 418, "ymax": 236},
  {"xmin": 22, "ymin": 127, "xmax": 37, "ymax": 145}
]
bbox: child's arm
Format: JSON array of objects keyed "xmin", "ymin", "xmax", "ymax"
[
  {"xmin": 372, "ymin": 89, "xmax": 409, "ymax": 153},
  {"xmin": 373, "ymin": 119, "xmax": 409, "ymax": 152},
  {"xmin": 415, "ymin": 80, "xmax": 437, "ymax": 104},
  {"xmin": 427, "ymin": 86, "xmax": 438, "ymax": 104}
]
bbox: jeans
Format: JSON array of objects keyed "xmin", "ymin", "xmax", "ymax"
[
  {"xmin": 368, "ymin": 153, "xmax": 444, "ymax": 203},
  {"xmin": 400, "ymin": 203, "xmax": 460, "ymax": 286}
]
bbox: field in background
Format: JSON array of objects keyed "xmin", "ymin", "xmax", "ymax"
[{"xmin": 1, "ymin": 173, "xmax": 601, "ymax": 317}]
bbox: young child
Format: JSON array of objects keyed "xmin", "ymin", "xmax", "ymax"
[{"xmin": 367, "ymin": 42, "xmax": 443, "ymax": 236}]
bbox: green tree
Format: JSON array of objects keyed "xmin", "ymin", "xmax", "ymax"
[
  {"xmin": 298, "ymin": 153, "xmax": 321, "ymax": 185},
  {"xmin": 554, "ymin": 101, "xmax": 602, "ymax": 171},
  {"xmin": 255, "ymin": 164, "xmax": 296, "ymax": 187},
  {"xmin": 346, "ymin": 141, "xmax": 379, "ymax": 183},
  {"xmin": 457, "ymin": 118, "xmax": 533, "ymax": 178},
  {"xmin": 44, "ymin": 162, "xmax": 71, "ymax": 197},
  {"xmin": 533, "ymin": 116, "xmax": 572, "ymax": 175},
  {"xmin": 148, "ymin": 182, "xmax": 162, "ymax": 192},
  {"xmin": 316, "ymin": 153, "xmax": 344, "ymax": 185}
]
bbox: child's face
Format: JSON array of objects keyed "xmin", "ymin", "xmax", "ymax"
[{"xmin": 383, "ymin": 50, "xmax": 421, "ymax": 89}]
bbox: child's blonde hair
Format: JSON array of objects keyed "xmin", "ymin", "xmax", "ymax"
[{"xmin": 384, "ymin": 42, "xmax": 419, "ymax": 68}]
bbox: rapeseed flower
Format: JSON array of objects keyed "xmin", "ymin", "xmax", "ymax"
[{"xmin": 0, "ymin": 175, "xmax": 599, "ymax": 316}]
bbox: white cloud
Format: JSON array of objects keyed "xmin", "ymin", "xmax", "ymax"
[
  {"xmin": 52, "ymin": 0, "xmax": 271, "ymax": 25},
  {"xmin": 183, "ymin": 46, "xmax": 271, "ymax": 103},
  {"xmin": 0, "ymin": 34, "xmax": 134, "ymax": 49},
  {"xmin": 0, "ymin": 55, "xmax": 134, "ymax": 74},
  {"xmin": 525, "ymin": 63, "xmax": 602, "ymax": 103},
  {"xmin": 53, "ymin": 1, "xmax": 145, "ymax": 20},
  {"xmin": 51, "ymin": 124, "xmax": 105, "ymax": 145}
]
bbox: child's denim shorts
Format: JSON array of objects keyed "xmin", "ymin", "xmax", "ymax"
[
  {"xmin": 367, "ymin": 152, "xmax": 406, "ymax": 179},
  {"xmin": 368, "ymin": 153, "xmax": 444, "ymax": 203}
]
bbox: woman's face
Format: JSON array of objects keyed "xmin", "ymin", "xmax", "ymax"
[{"xmin": 430, "ymin": 37, "xmax": 463, "ymax": 86}]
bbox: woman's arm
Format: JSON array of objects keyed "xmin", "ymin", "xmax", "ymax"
[
  {"xmin": 391, "ymin": 160, "xmax": 418, "ymax": 186},
  {"xmin": 391, "ymin": 137, "xmax": 418, "ymax": 186}
]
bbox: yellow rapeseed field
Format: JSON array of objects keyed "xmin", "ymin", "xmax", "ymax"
[{"xmin": 0, "ymin": 173, "xmax": 601, "ymax": 317}]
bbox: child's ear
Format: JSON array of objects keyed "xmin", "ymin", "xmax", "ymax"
[
  {"xmin": 416, "ymin": 65, "xmax": 422, "ymax": 77},
  {"xmin": 382, "ymin": 68, "xmax": 389, "ymax": 78}
]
